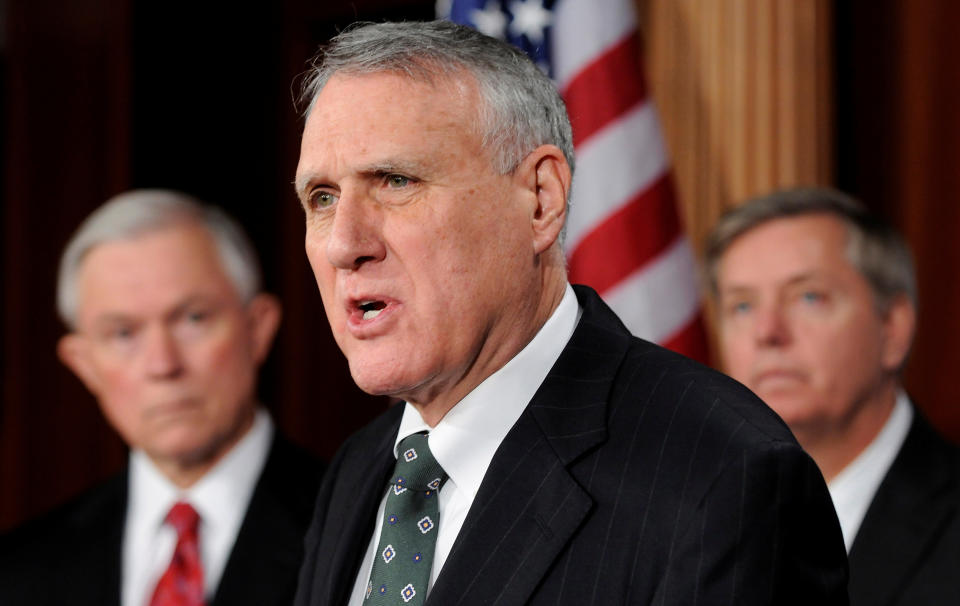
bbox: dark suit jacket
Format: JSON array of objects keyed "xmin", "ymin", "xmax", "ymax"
[
  {"xmin": 848, "ymin": 412, "xmax": 960, "ymax": 606},
  {"xmin": 295, "ymin": 286, "xmax": 848, "ymax": 605},
  {"xmin": 0, "ymin": 432, "xmax": 323, "ymax": 606}
]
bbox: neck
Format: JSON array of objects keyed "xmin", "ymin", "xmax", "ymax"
[
  {"xmin": 799, "ymin": 381, "xmax": 900, "ymax": 482},
  {"xmin": 150, "ymin": 409, "xmax": 257, "ymax": 489}
]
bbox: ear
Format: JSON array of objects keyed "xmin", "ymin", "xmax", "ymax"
[
  {"xmin": 57, "ymin": 333, "xmax": 104, "ymax": 396},
  {"xmin": 880, "ymin": 295, "xmax": 916, "ymax": 371},
  {"xmin": 516, "ymin": 144, "xmax": 571, "ymax": 255},
  {"xmin": 245, "ymin": 293, "xmax": 282, "ymax": 364}
]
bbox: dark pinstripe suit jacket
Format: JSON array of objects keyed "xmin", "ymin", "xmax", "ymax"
[
  {"xmin": 847, "ymin": 412, "xmax": 960, "ymax": 606},
  {"xmin": 0, "ymin": 433, "xmax": 323, "ymax": 606},
  {"xmin": 294, "ymin": 286, "xmax": 848, "ymax": 605}
]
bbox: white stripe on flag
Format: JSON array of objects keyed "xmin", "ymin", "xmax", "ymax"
[
  {"xmin": 602, "ymin": 236, "xmax": 702, "ymax": 343},
  {"xmin": 565, "ymin": 101, "xmax": 669, "ymax": 252},
  {"xmin": 553, "ymin": 0, "xmax": 638, "ymax": 89}
]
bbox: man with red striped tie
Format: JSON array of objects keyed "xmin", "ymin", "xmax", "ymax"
[
  {"xmin": 292, "ymin": 20, "xmax": 847, "ymax": 606},
  {"xmin": 0, "ymin": 191, "xmax": 323, "ymax": 606}
]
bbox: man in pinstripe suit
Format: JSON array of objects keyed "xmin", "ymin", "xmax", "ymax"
[{"xmin": 293, "ymin": 21, "xmax": 848, "ymax": 605}]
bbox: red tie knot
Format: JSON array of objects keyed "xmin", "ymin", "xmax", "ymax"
[{"xmin": 166, "ymin": 501, "xmax": 200, "ymax": 537}]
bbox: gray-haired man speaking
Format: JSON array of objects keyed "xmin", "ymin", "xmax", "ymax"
[{"xmin": 293, "ymin": 21, "xmax": 847, "ymax": 606}]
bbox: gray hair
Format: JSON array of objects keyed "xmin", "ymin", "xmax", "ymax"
[
  {"xmin": 298, "ymin": 20, "xmax": 575, "ymax": 177},
  {"xmin": 57, "ymin": 189, "xmax": 263, "ymax": 328},
  {"xmin": 704, "ymin": 187, "xmax": 917, "ymax": 313}
]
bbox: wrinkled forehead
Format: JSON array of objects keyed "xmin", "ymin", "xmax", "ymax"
[
  {"xmin": 311, "ymin": 67, "xmax": 486, "ymax": 138},
  {"xmin": 296, "ymin": 70, "xmax": 490, "ymax": 185}
]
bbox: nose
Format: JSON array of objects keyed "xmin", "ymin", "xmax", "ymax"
[
  {"xmin": 754, "ymin": 303, "xmax": 791, "ymax": 347},
  {"xmin": 142, "ymin": 326, "xmax": 184, "ymax": 379},
  {"xmin": 324, "ymin": 192, "xmax": 387, "ymax": 271}
]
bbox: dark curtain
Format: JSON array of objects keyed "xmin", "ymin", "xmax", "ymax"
[{"xmin": 4, "ymin": 0, "xmax": 960, "ymax": 533}]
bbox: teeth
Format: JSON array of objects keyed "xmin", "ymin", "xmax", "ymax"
[{"xmin": 363, "ymin": 308, "xmax": 383, "ymax": 320}]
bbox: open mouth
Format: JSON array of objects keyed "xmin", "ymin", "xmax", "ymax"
[{"xmin": 358, "ymin": 300, "xmax": 387, "ymax": 320}]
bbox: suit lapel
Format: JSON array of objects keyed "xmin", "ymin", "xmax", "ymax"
[
  {"xmin": 848, "ymin": 414, "xmax": 960, "ymax": 605},
  {"xmin": 60, "ymin": 472, "xmax": 126, "ymax": 606},
  {"xmin": 426, "ymin": 286, "xmax": 631, "ymax": 606},
  {"xmin": 211, "ymin": 436, "xmax": 321, "ymax": 606},
  {"xmin": 321, "ymin": 412, "xmax": 401, "ymax": 605}
]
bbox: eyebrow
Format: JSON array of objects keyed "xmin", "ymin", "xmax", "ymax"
[
  {"xmin": 720, "ymin": 272, "xmax": 829, "ymax": 296},
  {"xmin": 294, "ymin": 158, "xmax": 430, "ymax": 198},
  {"xmin": 293, "ymin": 173, "xmax": 318, "ymax": 199},
  {"xmin": 88, "ymin": 296, "xmax": 220, "ymax": 327}
]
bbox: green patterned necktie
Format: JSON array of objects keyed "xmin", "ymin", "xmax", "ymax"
[{"xmin": 365, "ymin": 432, "xmax": 448, "ymax": 605}]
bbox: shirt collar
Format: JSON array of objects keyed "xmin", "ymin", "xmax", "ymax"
[
  {"xmin": 395, "ymin": 283, "xmax": 580, "ymax": 501},
  {"xmin": 128, "ymin": 408, "xmax": 274, "ymax": 534},
  {"xmin": 828, "ymin": 390, "xmax": 913, "ymax": 552}
]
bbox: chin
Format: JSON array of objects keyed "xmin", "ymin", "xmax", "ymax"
[
  {"xmin": 148, "ymin": 432, "xmax": 221, "ymax": 466},
  {"xmin": 348, "ymin": 359, "xmax": 428, "ymax": 400}
]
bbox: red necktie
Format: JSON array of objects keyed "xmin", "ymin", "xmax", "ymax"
[{"xmin": 149, "ymin": 501, "xmax": 205, "ymax": 606}]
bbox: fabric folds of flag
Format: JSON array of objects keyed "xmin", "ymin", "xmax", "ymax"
[{"xmin": 441, "ymin": 0, "xmax": 709, "ymax": 363}]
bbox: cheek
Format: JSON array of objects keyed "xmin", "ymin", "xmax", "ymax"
[
  {"xmin": 821, "ymin": 319, "xmax": 884, "ymax": 385},
  {"xmin": 305, "ymin": 240, "xmax": 338, "ymax": 300},
  {"xmin": 718, "ymin": 330, "xmax": 754, "ymax": 376},
  {"xmin": 94, "ymin": 364, "xmax": 144, "ymax": 405},
  {"xmin": 94, "ymin": 373, "xmax": 148, "ymax": 441},
  {"xmin": 188, "ymin": 334, "xmax": 257, "ymax": 396},
  {"xmin": 305, "ymin": 238, "xmax": 328, "ymax": 279}
]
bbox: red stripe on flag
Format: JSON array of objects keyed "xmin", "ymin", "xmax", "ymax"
[
  {"xmin": 562, "ymin": 29, "xmax": 648, "ymax": 148},
  {"xmin": 661, "ymin": 313, "xmax": 711, "ymax": 365},
  {"xmin": 567, "ymin": 174, "xmax": 680, "ymax": 294}
]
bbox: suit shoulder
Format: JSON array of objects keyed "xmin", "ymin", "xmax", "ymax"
[
  {"xmin": 0, "ymin": 472, "xmax": 126, "ymax": 590},
  {"xmin": 616, "ymin": 336, "xmax": 798, "ymax": 449},
  {"xmin": 1, "ymin": 472, "xmax": 126, "ymax": 550}
]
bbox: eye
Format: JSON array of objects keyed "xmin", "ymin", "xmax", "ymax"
[
  {"xmin": 185, "ymin": 309, "xmax": 209, "ymax": 323},
  {"xmin": 800, "ymin": 291, "xmax": 826, "ymax": 304},
  {"xmin": 109, "ymin": 326, "xmax": 135, "ymax": 340},
  {"xmin": 725, "ymin": 300, "xmax": 752, "ymax": 316},
  {"xmin": 385, "ymin": 174, "xmax": 410, "ymax": 188},
  {"xmin": 309, "ymin": 189, "xmax": 339, "ymax": 209}
]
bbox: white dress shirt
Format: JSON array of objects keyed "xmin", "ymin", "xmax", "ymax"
[
  {"xmin": 827, "ymin": 391, "xmax": 913, "ymax": 552},
  {"xmin": 122, "ymin": 408, "xmax": 273, "ymax": 606},
  {"xmin": 348, "ymin": 284, "xmax": 581, "ymax": 605}
]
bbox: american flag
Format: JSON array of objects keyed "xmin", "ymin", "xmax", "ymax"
[{"xmin": 440, "ymin": 0, "xmax": 709, "ymax": 362}]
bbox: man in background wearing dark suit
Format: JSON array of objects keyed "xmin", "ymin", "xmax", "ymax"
[
  {"xmin": 292, "ymin": 21, "xmax": 847, "ymax": 605},
  {"xmin": 0, "ymin": 190, "xmax": 323, "ymax": 606},
  {"xmin": 707, "ymin": 187, "xmax": 960, "ymax": 605}
]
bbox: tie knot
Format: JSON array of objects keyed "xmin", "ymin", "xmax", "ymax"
[
  {"xmin": 392, "ymin": 433, "xmax": 448, "ymax": 494},
  {"xmin": 165, "ymin": 501, "xmax": 200, "ymax": 537}
]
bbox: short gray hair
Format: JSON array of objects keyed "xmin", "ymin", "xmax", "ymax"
[
  {"xmin": 298, "ymin": 20, "xmax": 575, "ymax": 177},
  {"xmin": 57, "ymin": 189, "xmax": 263, "ymax": 328},
  {"xmin": 704, "ymin": 187, "xmax": 917, "ymax": 312}
]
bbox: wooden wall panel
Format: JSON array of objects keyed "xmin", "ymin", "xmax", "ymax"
[
  {"xmin": 638, "ymin": 0, "xmax": 834, "ymax": 256},
  {"xmin": 836, "ymin": 0, "xmax": 960, "ymax": 441}
]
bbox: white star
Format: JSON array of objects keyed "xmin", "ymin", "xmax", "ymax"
[
  {"xmin": 435, "ymin": 0, "xmax": 453, "ymax": 19},
  {"xmin": 509, "ymin": 0, "xmax": 552, "ymax": 44},
  {"xmin": 470, "ymin": 1, "xmax": 509, "ymax": 40}
]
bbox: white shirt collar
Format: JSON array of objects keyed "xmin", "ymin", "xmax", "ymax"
[
  {"xmin": 123, "ymin": 408, "xmax": 273, "ymax": 606},
  {"xmin": 394, "ymin": 283, "xmax": 580, "ymax": 501},
  {"xmin": 828, "ymin": 391, "xmax": 913, "ymax": 553}
]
